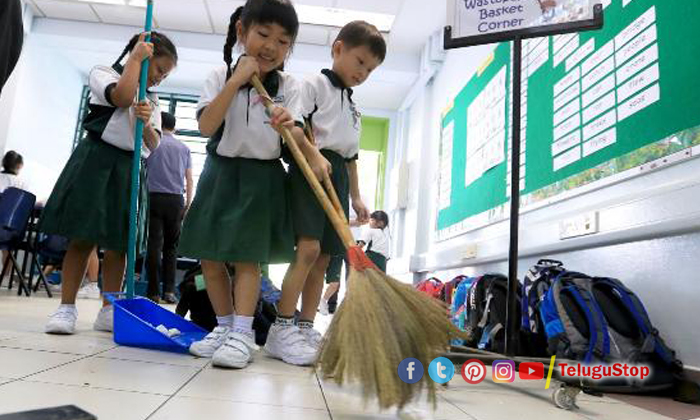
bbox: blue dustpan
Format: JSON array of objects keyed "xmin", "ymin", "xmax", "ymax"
[{"xmin": 107, "ymin": 293, "xmax": 208, "ymax": 354}]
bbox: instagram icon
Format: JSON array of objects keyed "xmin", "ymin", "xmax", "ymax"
[{"xmin": 492, "ymin": 360, "xmax": 515, "ymax": 383}]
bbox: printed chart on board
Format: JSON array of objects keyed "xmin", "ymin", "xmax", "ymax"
[{"xmin": 437, "ymin": 0, "xmax": 700, "ymax": 240}]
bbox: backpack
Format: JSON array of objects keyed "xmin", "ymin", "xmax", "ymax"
[
  {"xmin": 539, "ymin": 271, "xmax": 610, "ymax": 363},
  {"xmin": 450, "ymin": 276, "xmax": 477, "ymax": 346},
  {"xmin": 416, "ymin": 277, "xmax": 445, "ymax": 300},
  {"xmin": 465, "ymin": 274, "xmax": 521, "ymax": 353},
  {"xmin": 521, "ymin": 259, "xmax": 566, "ymax": 356},
  {"xmin": 444, "ymin": 275, "xmax": 469, "ymax": 305},
  {"xmin": 586, "ymin": 276, "xmax": 683, "ymax": 390}
]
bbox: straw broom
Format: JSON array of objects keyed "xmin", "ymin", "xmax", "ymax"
[{"xmin": 251, "ymin": 76, "xmax": 462, "ymax": 410}]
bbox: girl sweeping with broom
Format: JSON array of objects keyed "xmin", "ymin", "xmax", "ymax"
[
  {"xmin": 181, "ymin": 0, "xmax": 330, "ymax": 369},
  {"xmin": 43, "ymin": 32, "xmax": 178, "ymax": 334}
]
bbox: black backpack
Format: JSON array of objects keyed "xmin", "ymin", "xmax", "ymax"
[
  {"xmin": 465, "ymin": 274, "xmax": 521, "ymax": 353},
  {"xmin": 175, "ymin": 263, "xmax": 283, "ymax": 346}
]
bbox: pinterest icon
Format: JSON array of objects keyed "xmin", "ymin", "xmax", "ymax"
[{"xmin": 461, "ymin": 359, "xmax": 487, "ymax": 384}]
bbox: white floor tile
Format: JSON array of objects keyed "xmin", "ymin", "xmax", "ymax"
[
  {"xmin": 0, "ymin": 332, "xmax": 116, "ymax": 355},
  {"xmin": 97, "ymin": 346, "xmax": 210, "ymax": 368},
  {"xmin": 576, "ymin": 399, "xmax": 676, "ymax": 420},
  {"xmin": 178, "ymin": 366, "xmax": 326, "ymax": 410},
  {"xmin": 0, "ymin": 380, "xmax": 167, "ymax": 420},
  {"xmin": 29, "ymin": 356, "xmax": 201, "ymax": 395},
  {"xmin": 248, "ymin": 353, "xmax": 317, "ymax": 377},
  {"xmin": 0, "ymin": 347, "xmax": 82, "ymax": 379},
  {"xmin": 442, "ymin": 389, "xmax": 589, "ymax": 420},
  {"xmin": 150, "ymin": 396, "xmax": 331, "ymax": 420},
  {"xmin": 320, "ymin": 381, "xmax": 471, "ymax": 420}
]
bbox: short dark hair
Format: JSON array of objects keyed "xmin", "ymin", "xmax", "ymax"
[
  {"xmin": 2, "ymin": 151, "xmax": 23, "ymax": 175},
  {"xmin": 334, "ymin": 21, "xmax": 386, "ymax": 63},
  {"xmin": 161, "ymin": 111, "xmax": 176, "ymax": 131},
  {"xmin": 370, "ymin": 210, "xmax": 389, "ymax": 229}
]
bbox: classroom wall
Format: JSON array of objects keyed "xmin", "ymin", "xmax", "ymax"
[
  {"xmin": 0, "ymin": 28, "xmax": 84, "ymax": 201},
  {"xmin": 384, "ymin": 43, "xmax": 700, "ymax": 371}
]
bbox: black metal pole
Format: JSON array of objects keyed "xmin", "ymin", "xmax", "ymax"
[{"xmin": 505, "ymin": 36, "xmax": 523, "ymax": 357}]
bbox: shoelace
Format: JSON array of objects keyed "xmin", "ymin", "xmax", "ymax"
[
  {"xmin": 279, "ymin": 326, "xmax": 312, "ymax": 347},
  {"xmin": 301, "ymin": 328, "xmax": 322, "ymax": 343},
  {"xmin": 52, "ymin": 310, "xmax": 76, "ymax": 320}
]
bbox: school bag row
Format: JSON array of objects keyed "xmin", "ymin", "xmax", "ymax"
[{"xmin": 415, "ymin": 261, "xmax": 697, "ymax": 398}]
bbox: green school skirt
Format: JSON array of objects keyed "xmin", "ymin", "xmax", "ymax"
[
  {"xmin": 39, "ymin": 135, "xmax": 149, "ymax": 254},
  {"xmin": 288, "ymin": 149, "xmax": 349, "ymax": 257},
  {"xmin": 367, "ymin": 250, "xmax": 387, "ymax": 273},
  {"xmin": 178, "ymin": 154, "xmax": 294, "ymax": 264}
]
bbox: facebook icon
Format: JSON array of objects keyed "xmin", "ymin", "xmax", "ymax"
[{"xmin": 398, "ymin": 358, "xmax": 424, "ymax": 384}]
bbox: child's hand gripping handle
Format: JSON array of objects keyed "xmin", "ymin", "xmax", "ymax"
[{"xmin": 250, "ymin": 75, "xmax": 356, "ymax": 249}]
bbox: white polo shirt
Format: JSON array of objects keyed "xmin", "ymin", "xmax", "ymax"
[
  {"xmin": 86, "ymin": 65, "xmax": 162, "ymax": 158},
  {"xmin": 197, "ymin": 63, "xmax": 302, "ymax": 160},
  {"xmin": 294, "ymin": 69, "xmax": 361, "ymax": 160},
  {"xmin": 362, "ymin": 227, "xmax": 390, "ymax": 259}
]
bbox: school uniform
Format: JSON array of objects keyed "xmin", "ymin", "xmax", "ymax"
[
  {"xmin": 39, "ymin": 64, "xmax": 161, "ymax": 253},
  {"xmin": 362, "ymin": 227, "xmax": 390, "ymax": 272},
  {"xmin": 288, "ymin": 69, "xmax": 361, "ymax": 256},
  {"xmin": 178, "ymin": 62, "xmax": 297, "ymax": 264}
]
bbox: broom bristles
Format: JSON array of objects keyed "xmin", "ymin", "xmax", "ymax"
[{"xmin": 317, "ymin": 265, "xmax": 465, "ymax": 410}]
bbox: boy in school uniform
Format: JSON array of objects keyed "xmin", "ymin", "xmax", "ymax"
[{"xmin": 266, "ymin": 20, "xmax": 387, "ymax": 364}]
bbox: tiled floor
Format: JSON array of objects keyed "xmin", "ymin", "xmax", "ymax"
[{"xmin": 0, "ymin": 289, "xmax": 695, "ymax": 420}]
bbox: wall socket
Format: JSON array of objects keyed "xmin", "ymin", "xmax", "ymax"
[
  {"xmin": 559, "ymin": 211, "xmax": 599, "ymax": 240},
  {"xmin": 461, "ymin": 244, "xmax": 478, "ymax": 259}
]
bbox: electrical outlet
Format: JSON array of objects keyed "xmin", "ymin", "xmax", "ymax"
[
  {"xmin": 462, "ymin": 244, "xmax": 478, "ymax": 259},
  {"xmin": 559, "ymin": 212, "xmax": 599, "ymax": 240}
]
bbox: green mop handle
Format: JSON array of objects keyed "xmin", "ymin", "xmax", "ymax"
[{"xmin": 125, "ymin": 0, "xmax": 154, "ymax": 300}]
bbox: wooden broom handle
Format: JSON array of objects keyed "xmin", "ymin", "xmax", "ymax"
[
  {"xmin": 323, "ymin": 174, "xmax": 348, "ymax": 224},
  {"xmin": 303, "ymin": 120, "xmax": 347, "ymax": 222},
  {"xmin": 251, "ymin": 75, "xmax": 356, "ymax": 248}
]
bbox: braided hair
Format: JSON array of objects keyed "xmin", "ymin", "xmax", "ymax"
[
  {"xmin": 113, "ymin": 31, "xmax": 178, "ymax": 68},
  {"xmin": 223, "ymin": 0, "xmax": 299, "ymax": 79}
]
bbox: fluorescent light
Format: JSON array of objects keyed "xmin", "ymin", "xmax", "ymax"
[
  {"xmin": 73, "ymin": 0, "xmax": 127, "ymax": 5},
  {"xmin": 295, "ymin": 5, "xmax": 395, "ymax": 33},
  {"xmin": 71, "ymin": 0, "xmax": 146, "ymax": 6}
]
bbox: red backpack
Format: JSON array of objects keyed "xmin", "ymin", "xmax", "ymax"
[{"xmin": 416, "ymin": 277, "xmax": 445, "ymax": 300}]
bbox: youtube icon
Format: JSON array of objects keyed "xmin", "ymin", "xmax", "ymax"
[{"xmin": 519, "ymin": 362, "xmax": 544, "ymax": 380}]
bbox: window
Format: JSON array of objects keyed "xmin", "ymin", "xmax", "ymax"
[{"xmin": 73, "ymin": 90, "xmax": 208, "ymax": 193}]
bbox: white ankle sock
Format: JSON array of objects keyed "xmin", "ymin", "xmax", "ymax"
[
  {"xmin": 232, "ymin": 315, "xmax": 254, "ymax": 335},
  {"xmin": 216, "ymin": 314, "xmax": 234, "ymax": 328},
  {"xmin": 58, "ymin": 304, "xmax": 77, "ymax": 313}
]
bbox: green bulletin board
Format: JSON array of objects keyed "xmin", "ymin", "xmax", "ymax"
[{"xmin": 437, "ymin": 0, "xmax": 700, "ymax": 238}]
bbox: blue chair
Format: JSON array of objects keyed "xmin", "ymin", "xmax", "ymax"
[
  {"xmin": 0, "ymin": 187, "xmax": 37, "ymax": 296},
  {"xmin": 28, "ymin": 232, "xmax": 68, "ymax": 297}
]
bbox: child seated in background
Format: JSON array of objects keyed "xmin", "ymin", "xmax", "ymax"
[{"xmin": 358, "ymin": 210, "xmax": 391, "ymax": 273}]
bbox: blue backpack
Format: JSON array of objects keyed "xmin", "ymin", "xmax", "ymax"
[
  {"xmin": 539, "ymin": 271, "xmax": 610, "ymax": 363},
  {"xmin": 450, "ymin": 276, "xmax": 477, "ymax": 346},
  {"xmin": 588, "ymin": 277, "xmax": 682, "ymax": 372}
]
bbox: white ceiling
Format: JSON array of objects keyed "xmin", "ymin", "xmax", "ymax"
[{"xmin": 23, "ymin": 0, "xmax": 448, "ymax": 110}]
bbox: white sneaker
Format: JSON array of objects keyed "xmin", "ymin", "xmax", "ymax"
[
  {"xmin": 45, "ymin": 306, "xmax": 78, "ymax": 335},
  {"xmin": 318, "ymin": 299, "xmax": 329, "ymax": 316},
  {"xmin": 300, "ymin": 327, "xmax": 324, "ymax": 350},
  {"xmin": 264, "ymin": 323, "xmax": 318, "ymax": 366},
  {"xmin": 78, "ymin": 282, "xmax": 101, "ymax": 299},
  {"xmin": 190, "ymin": 326, "xmax": 231, "ymax": 358},
  {"xmin": 93, "ymin": 305, "xmax": 114, "ymax": 332},
  {"xmin": 212, "ymin": 331, "xmax": 259, "ymax": 369}
]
